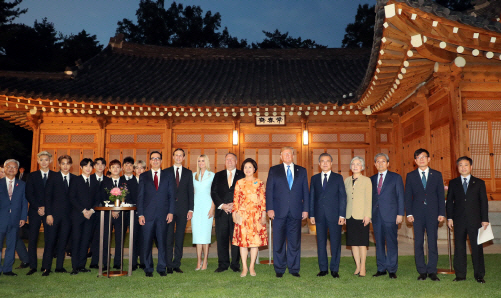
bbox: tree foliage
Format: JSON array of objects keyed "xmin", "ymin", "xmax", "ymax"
[
  {"xmin": 0, "ymin": 0, "xmax": 26, "ymax": 25},
  {"xmin": 251, "ymin": 29, "xmax": 326, "ymax": 49},
  {"xmin": 342, "ymin": 4, "xmax": 375, "ymax": 48}
]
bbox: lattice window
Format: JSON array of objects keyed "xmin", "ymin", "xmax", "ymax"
[
  {"xmin": 493, "ymin": 122, "xmax": 501, "ymax": 178},
  {"xmin": 71, "ymin": 135, "xmax": 95, "ymax": 143},
  {"xmin": 69, "ymin": 149, "xmax": 80, "ymax": 175},
  {"xmin": 467, "ymin": 100, "xmax": 501, "ymax": 112},
  {"xmin": 245, "ymin": 134, "xmax": 269, "ymax": 143},
  {"xmin": 123, "ymin": 149, "xmax": 134, "ymax": 160},
  {"xmin": 136, "ymin": 149, "xmax": 148, "ymax": 165},
  {"xmin": 469, "ymin": 121, "xmax": 490, "ymax": 178},
  {"xmin": 45, "ymin": 135, "xmax": 69, "ymax": 143},
  {"xmin": 272, "ymin": 134, "xmax": 296, "ymax": 143},
  {"xmin": 177, "ymin": 134, "xmax": 201, "ymax": 143},
  {"xmin": 204, "ymin": 134, "xmax": 229, "ymax": 143},
  {"xmin": 340, "ymin": 134, "xmax": 365, "ymax": 142},
  {"xmin": 312, "ymin": 134, "xmax": 337, "ymax": 143},
  {"xmin": 83, "ymin": 149, "xmax": 94, "ymax": 160},
  {"xmin": 137, "ymin": 134, "xmax": 161, "ymax": 143},
  {"xmin": 110, "ymin": 134, "xmax": 134, "ymax": 143},
  {"xmin": 380, "ymin": 133, "xmax": 388, "ymax": 143},
  {"xmin": 108, "ymin": 149, "xmax": 121, "ymax": 163}
]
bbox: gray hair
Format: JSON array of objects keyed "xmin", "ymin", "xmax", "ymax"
[
  {"xmin": 318, "ymin": 153, "xmax": 333, "ymax": 163},
  {"xmin": 134, "ymin": 160, "xmax": 147, "ymax": 169},
  {"xmin": 374, "ymin": 153, "xmax": 389, "ymax": 163},
  {"xmin": 4, "ymin": 159, "xmax": 20, "ymax": 168},
  {"xmin": 350, "ymin": 156, "xmax": 365, "ymax": 169},
  {"xmin": 37, "ymin": 151, "xmax": 52, "ymax": 158}
]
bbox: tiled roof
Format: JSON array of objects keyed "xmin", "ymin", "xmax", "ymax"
[{"xmin": 0, "ymin": 42, "xmax": 370, "ymax": 107}]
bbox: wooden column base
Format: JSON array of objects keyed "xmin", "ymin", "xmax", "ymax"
[
  {"xmin": 437, "ymin": 269, "xmax": 455, "ymax": 275},
  {"xmin": 103, "ymin": 271, "xmax": 128, "ymax": 277}
]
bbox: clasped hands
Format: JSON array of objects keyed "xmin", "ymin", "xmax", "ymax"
[
  {"xmin": 310, "ymin": 217, "xmax": 346, "ymax": 226},
  {"xmin": 268, "ymin": 210, "xmax": 308, "ymax": 221},
  {"xmin": 82, "ymin": 209, "xmax": 94, "ymax": 219},
  {"xmin": 407, "ymin": 215, "xmax": 445, "ymax": 223},
  {"xmin": 221, "ymin": 203, "xmax": 233, "ymax": 214}
]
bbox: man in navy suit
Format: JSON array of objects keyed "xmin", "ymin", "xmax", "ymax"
[
  {"xmin": 137, "ymin": 151, "xmax": 176, "ymax": 277},
  {"xmin": 446, "ymin": 156, "xmax": 489, "ymax": 283},
  {"xmin": 371, "ymin": 153, "xmax": 404, "ymax": 279},
  {"xmin": 41, "ymin": 155, "xmax": 76, "ymax": 276},
  {"xmin": 89, "ymin": 157, "xmax": 107, "ymax": 264},
  {"xmin": 0, "ymin": 159, "xmax": 28, "ymax": 276},
  {"xmin": 266, "ymin": 146, "xmax": 309, "ymax": 278},
  {"xmin": 405, "ymin": 148, "xmax": 445, "ymax": 281},
  {"xmin": 122, "ymin": 156, "xmax": 140, "ymax": 270},
  {"xmin": 25, "ymin": 151, "xmax": 55, "ymax": 275},
  {"xmin": 309, "ymin": 153, "xmax": 346, "ymax": 278}
]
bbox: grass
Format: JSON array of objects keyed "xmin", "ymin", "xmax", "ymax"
[{"xmin": 2, "ymin": 255, "xmax": 500, "ymax": 298}]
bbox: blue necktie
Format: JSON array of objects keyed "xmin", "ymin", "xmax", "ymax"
[
  {"xmin": 322, "ymin": 173, "xmax": 327, "ymax": 191},
  {"xmin": 287, "ymin": 165, "xmax": 293, "ymax": 190},
  {"xmin": 421, "ymin": 172, "xmax": 427, "ymax": 189},
  {"xmin": 463, "ymin": 178, "xmax": 468, "ymax": 194}
]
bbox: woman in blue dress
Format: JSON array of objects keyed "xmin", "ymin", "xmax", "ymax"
[{"xmin": 192, "ymin": 154, "xmax": 215, "ymax": 270}]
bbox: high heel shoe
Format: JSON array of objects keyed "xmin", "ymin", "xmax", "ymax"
[
  {"xmin": 201, "ymin": 262, "xmax": 207, "ymax": 270},
  {"xmin": 195, "ymin": 262, "xmax": 203, "ymax": 271}
]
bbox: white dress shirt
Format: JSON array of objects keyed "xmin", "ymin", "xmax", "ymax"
[
  {"xmin": 124, "ymin": 175, "xmax": 134, "ymax": 181},
  {"xmin": 321, "ymin": 170, "xmax": 331, "ymax": 187},
  {"xmin": 62, "ymin": 173, "xmax": 70, "ymax": 186},
  {"xmin": 283, "ymin": 163, "xmax": 295, "ymax": 179},
  {"xmin": 40, "ymin": 169, "xmax": 49, "ymax": 178},
  {"xmin": 419, "ymin": 167, "xmax": 429, "ymax": 181},
  {"xmin": 95, "ymin": 174, "xmax": 103, "ymax": 183}
]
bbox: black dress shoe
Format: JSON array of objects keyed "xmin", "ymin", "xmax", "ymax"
[
  {"xmin": 132, "ymin": 266, "xmax": 138, "ymax": 271},
  {"xmin": 476, "ymin": 278, "xmax": 485, "ymax": 284},
  {"xmin": 145, "ymin": 272, "xmax": 153, "ymax": 277},
  {"xmin": 331, "ymin": 272, "xmax": 340, "ymax": 278},
  {"xmin": 167, "ymin": 268, "xmax": 174, "ymax": 274},
  {"xmin": 453, "ymin": 277, "xmax": 466, "ymax": 282},
  {"xmin": 70, "ymin": 270, "xmax": 79, "ymax": 275},
  {"xmin": 291, "ymin": 273, "xmax": 300, "ymax": 277},
  {"xmin": 373, "ymin": 271, "xmax": 387, "ymax": 277},
  {"xmin": 428, "ymin": 273, "xmax": 440, "ymax": 281},
  {"xmin": 89, "ymin": 265, "xmax": 99, "ymax": 269},
  {"xmin": 276, "ymin": 273, "xmax": 283, "ymax": 278},
  {"xmin": 78, "ymin": 268, "xmax": 91, "ymax": 273},
  {"xmin": 3, "ymin": 271, "xmax": 17, "ymax": 276},
  {"xmin": 42, "ymin": 270, "xmax": 51, "ymax": 276},
  {"xmin": 26, "ymin": 268, "xmax": 37, "ymax": 275},
  {"xmin": 389, "ymin": 273, "xmax": 397, "ymax": 279},
  {"xmin": 159, "ymin": 271, "xmax": 167, "ymax": 276},
  {"xmin": 417, "ymin": 273, "xmax": 427, "ymax": 280},
  {"xmin": 317, "ymin": 271, "xmax": 328, "ymax": 277},
  {"xmin": 231, "ymin": 267, "xmax": 241, "ymax": 272},
  {"xmin": 55, "ymin": 268, "xmax": 68, "ymax": 273},
  {"xmin": 15, "ymin": 262, "xmax": 29, "ymax": 269},
  {"xmin": 214, "ymin": 267, "xmax": 227, "ymax": 273},
  {"xmin": 173, "ymin": 267, "xmax": 183, "ymax": 273}
]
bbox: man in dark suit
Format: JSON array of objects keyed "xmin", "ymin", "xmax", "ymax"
[
  {"xmin": 267, "ymin": 146, "xmax": 309, "ymax": 278},
  {"xmin": 371, "ymin": 153, "xmax": 405, "ymax": 279},
  {"xmin": 211, "ymin": 152, "xmax": 243, "ymax": 273},
  {"xmin": 41, "ymin": 155, "xmax": 76, "ymax": 276},
  {"xmin": 446, "ymin": 156, "xmax": 489, "ymax": 284},
  {"xmin": 309, "ymin": 153, "xmax": 346, "ymax": 278},
  {"xmin": 25, "ymin": 151, "xmax": 55, "ymax": 275},
  {"xmin": 137, "ymin": 151, "xmax": 175, "ymax": 277},
  {"xmin": 16, "ymin": 167, "xmax": 28, "ymax": 182},
  {"xmin": 405, "ymin": 148, "xmax": 445, "ymax": 281},
  {"xmin": 69, "ymin": 158, "xmax": 100, "ymax": 275},
  {"xmin": 122, "ymin": 157, "xmax": 140, "ymax": 270},
  {"xmin": 89, "ymin": 157, "xmax": 107, "ymax": 264},
  {"xmin": 165, "ymin": 149, "xmax": 194, "ymax": 274},
  {"xmin": 133, "ymin": 159, "xmax": 147, "ymax": 269},
  {"xmin": 0, "ymin": 159, "xmax": 28, "ymax": 276}
]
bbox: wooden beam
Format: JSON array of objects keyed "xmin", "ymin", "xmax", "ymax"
[{"xmin": 415, "ymin": 43, "xmax": 456, "ymax": 63}]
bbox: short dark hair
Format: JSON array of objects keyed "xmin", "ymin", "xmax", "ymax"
[
  {"xmin": 94, "ymin": 157, "xmax": 106, "ymax": 166},
  {"xmin": 109, "ymin": 159, "xmax": 121, "ymax": 167},
  {"xmin": 241, "ymin": 158, "xmax": 257, "ymax": 173},
  {"xmin": 173, "ymin": 148, "xmax": 185, "ymax": 157},
  {"xmin": 456, "ymin": 156, "xmax": 473, "ymax": 166},
  {"xmin": 123, "ymin": 156, "xmax": 134, "ymax": 165},
  {"xmin": 106, "ymin": 171, "xmax": 111, "ymax": 176},
  {"xmin": 80, "ymin": 158, "xmax": 94, "ymax": 168},
  {"xmin": 150, "ymin": 151, "xmax": 162, "ymax": 160},
  {"xmin": 318, "ymin": 153, "xmax": 333, "ymax": 163},
  {"xmin": 58, "ymin": 155, "xmax": 72, "ymax": 165},
  {"xmin": 414, "ymin": 148, "xmax": 430, "ymax": 159}
]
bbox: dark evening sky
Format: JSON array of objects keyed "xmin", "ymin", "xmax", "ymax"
[{"xmin": 14, "ymin": 0, "xmax": 373, "ymax": 48}]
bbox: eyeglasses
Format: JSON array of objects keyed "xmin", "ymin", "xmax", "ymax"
[
  {"xmin": 150, "ymin": 157, "xmax": 161, "ymax": 161},
  {"xmin": 5, "ymin": 166, "xmax": 18, "ymax": 169}
]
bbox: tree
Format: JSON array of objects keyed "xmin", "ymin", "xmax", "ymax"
[
  {"xmin": 61, "ymin": 30, "xmax": 103, "ymax": 67},
  {"xmin": 0, "ymin": 0, "xmax": 27, "ymax": 25},
  {"xmin": 252, "ymin": 29, "xmax": 326, "ymax": 49},
  {"xmin": 342, "ymin": 4, "xmax": 375, "ymax": 48},
  {"xmin": 435, "ymin": 0, "xmax": 473, "ymax": 11}
]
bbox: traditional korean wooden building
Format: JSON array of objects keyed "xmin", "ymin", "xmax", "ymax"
[{"xmin": 1, "ymin": 0, "xmax": 501, "ymax": 238}]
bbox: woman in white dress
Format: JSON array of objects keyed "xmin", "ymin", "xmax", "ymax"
[{"xmin": 192, "ymin": 154, "xmax": 215, "ymax": 270}]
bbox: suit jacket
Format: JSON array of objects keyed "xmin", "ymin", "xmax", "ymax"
[
  {"xmin": 266, "ymin": 163, "xmax": 309, "ymax": 220},
  {"xmin": 69, "ymin": 175, "xmax": 100, "ymax": 219},
  {"xmin": 45, "ymin": 172, "xmax": 76, "ymax": 219},
  {"xmin": 446, "ymin": 176, "xmax": 488, "ymax": 228},
  {"xmin": 404, "ymin": 168, "xmax": 445, "ymax": 219},
  {"xmin": 26, "ymin": 170, "xmax": 56, "ymax": 211},
  {"xmin": 123, "ymin": 175, "xmax": 138, "ymax": 205},
  {"xmin": 211, "ymin": 169, "xmax": 244, "ymax": 218},
  {"xmin": 16, "ymin": 172, "xmax": 28, "ymax": 182},
  {"xmin": 165, "ymin": 166, "xmax": 194, "ymax": 216},
  {"xmin": 98, "ymin": 176, "xmax": 127, "ymax": 206},
  {"xmin": 371, "ymin": 171, "xmax": 405, "ymax": 222},
  {"xmin": 0, "ymin": 178, "xmax": 28, "ymax": 230},
  {"xmin": 345, "ymin": 174, "xmax": 372, "ymax": 220},
  {"xmin": 137, "ymin": 169, "xmax": 176, "ymax": 222},
  {"xmin": 309, "ymin": 172, "xmax": 346, "ymax": 221}
]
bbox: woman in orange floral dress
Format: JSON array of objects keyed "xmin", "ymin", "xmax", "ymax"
[{"xmin": 232, "ymin": 158, "xmax": 268, "ymax": 277}]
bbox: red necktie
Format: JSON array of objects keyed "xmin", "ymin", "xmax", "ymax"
[
  {"xmin": 176, "ymin": 167, "xmax": 180, "ymax": 188},
  {"xmin": 154, "ymin": 171, "xmax": 159, "ymax": 190},
  {"xmin": 377, "ymin": 173, "xmax": 383, "ymax": 195}
]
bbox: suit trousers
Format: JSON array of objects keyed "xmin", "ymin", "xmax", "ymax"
[
  {"xmin": 0, "ymin": 225, "xmax": 18, "ymax": 272},
  {"xmin": 141, "ymin": 218, "xmax": 168, "ymax": 273},
  {"xmin": 71, "ymin": 216, "xmax": 94, "ymax": 270},
  {"xmin": 90, "ymin": 214, "xmax": 100, "ymax": 265},
  {"xmin": 42, "ymin": 216, "xmax": 71, "ymax": 271},
  {"xmin": 413, "ymin": 217, "xmax": 438, "ymax": 274},
  {"xmin": 315, "ymin": 216, "xmax": 342, "ymax": 272},
  {"xmin": 453, "ymin": 223, "xmax": 485, "ymax": 279},
  {"xmin": 166, "ymin": 213, "xmax": 188, "ymax": 268},
  {"xmin": 372, "ymin": 209, "xmax": 399, "ymax": 273},
  {"xmin": 215, "ymin": 213, "xmax": 240, "ymax": 270},
  {"xmin": 28, "ymin": 209, "xmax": 45, "ymax": 269},
  {"xmin": 273, "ymin": 212, "xmax": 302, "ymax": 274},
  {"xmin": 16, "ymin": 230, "xmax": 29, "ymax": 263}
]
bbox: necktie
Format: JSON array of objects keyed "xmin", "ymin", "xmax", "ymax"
[
  {"xmin": 114, "ymin": 180, "xmax": 118, "ymax": 187},
  {"xmin": 43, "ymin": 173, "xmax": 47, "ymax": 187},
  {"xmin": 154, "ymin": 172, "xmax": 159, "ymax": 190},
  {"xmin": 86, "ymin": 178, "xmax": 90, "ymax": 188},
  {"xmin": 227, "ymin": 171, "xmax": 232, "ymax": 188},
  {"xmin": 287, "ymin": 166, "xmax": 293, "ymax": 190},
  {"xmin": 377, "ymin": 173, "xmax": 383, "ymax": 195},
  {"xmin": 8, "ymin": 180, "xmax": 13, "ymax": 200},
  {"xmin": 463, "ymin": 178, "xmax": 468, "ymax": 194},
  {"xmin": 322, "ymin": 173, "xmax": 327, "ymax": 191},
  {"xmin": 64, "ymin": 176, "xmax": 69, "ymax": 189},
  {"xmin": 98, "ymin": 178, "xmax": 102, "ymax": 186},
  {"xmin": 176, "ymin": 167, "xmax": 180, "ymax": 188},
  {"xmin": 421, "ymin": 172, "xmax": 427, "ymax": 189}
]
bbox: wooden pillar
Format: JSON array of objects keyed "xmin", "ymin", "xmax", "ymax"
[
  {"xmin": 416, "ymin": 91, "xmax": 432, "ymax": 151},
  {"xmin": 164, "ymin": 118, "xmax": 172, "ymax": 168},
  {"xmin": 27, "ymin": 113, "xmax": 41, "ymax": 171},
  {"xmin": 448, "ymin": 74, "xmax": 463, "ymax": 179},
  {"xmin": 368, "ymin": 116, "xmax": 377, "ymax": 177},
  {"xmin": 97, "ymin": 116, "xmax": 107, "ymax": 160},
  {"xmin": 390, "ymin": 114, "xmax": 403, "ymax": 176}
]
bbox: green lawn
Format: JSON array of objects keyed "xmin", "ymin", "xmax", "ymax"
[{"xmin": 2, "ymin": 255, "xmax": 500, "ymax": 298}]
